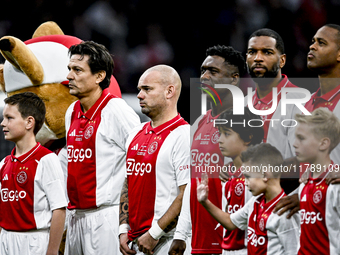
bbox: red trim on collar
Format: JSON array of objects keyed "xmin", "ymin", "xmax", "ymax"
[
  {"xmin": 11, "ymin": 143, "xmax": 41, "ymax": 163},
  {"xmin": 145, "ymin": 114, "xmax": 184, "ymax": 135}
]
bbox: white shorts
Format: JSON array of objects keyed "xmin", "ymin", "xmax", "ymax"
[
  {"xmin": 222, "ymin": 248, "xmax": 247, "ymax": 255},
  {"xmin": 65, "ymin": 205, "xmax": 121, "ymax": 255},
  {"xmin": 131, "ymin": 235, "xmax": 174, "ymax": 255},
  {"xmin": 0, "ymin": 228, "xmax": 49, "ymax": 255}
]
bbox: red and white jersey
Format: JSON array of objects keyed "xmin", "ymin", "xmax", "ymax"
[
  {"xmin": 222, "ymin": 166, "xmax": 252, "ymax": 251},
  {"xmin": 298, "ymin": 167, "xmax": 340, "ymax": 255},
  {"xmin": 251, "ymin": 74, "xmax": 297, "ymax": 143},
  {"xmin": 230, "ymin": 190, "xmax": 299, "ymax": 255},
  {"xmin": 65, "ymin": 89, "xmax": 140, "ymax": 209},
  {"xmin": 268, "ymin": 85, "xmax": 340, "ymax": 165},
  {"xmin": 126, "ymin": 114, "xmax": 190, "ymax": 241},
  {"xmin": 0, "ymin": 143, "xmax": 67, "ymax": 231},
  {"xmin": 190, "ymin": 110, "xmax": 225, "ymax": 254}
]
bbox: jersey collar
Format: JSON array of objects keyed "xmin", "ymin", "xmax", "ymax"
[
  {"xmin": 257, "ymin": 189, "xmax": 285, "ymax": 213},
  {"xmin": 307, "ymin": 161, "xmax": 334, "ymax": 184},
  {"xmin": 11, "ymin": 143, "xmax": 41, "ymax": 163},
  {"xmin": 145, "ymin": 114, "xmax": 183, "ymax": 135},
  {"xmin": 310, "ymin": 85, "xmax": 340, "ymax": 105},
  {"xmin": 77, "ymin": 88, "xmax": 111, "ymax": 120},
  {"xmin": 252, "ymin": 74, "xmax": 290, "ymax": 105}
]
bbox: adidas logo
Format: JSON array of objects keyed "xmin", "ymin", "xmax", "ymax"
[
  {"xmin": 69, "ymin": 129, "xmax": 76, "ymax": 137},
  {"xmin": 301, "ymin": 194, "xmax": 307, "ymax": 202},
  {"xmin": 131, "ymin": 144, "xmax": 138, "ymax": 151},
  {"xmin": 3, "ymin": 174, "xmax": 8, "ymax": 181},
  {"xmin": 195, "ymin": 133, "xmax": 202, "ymax": 140}
]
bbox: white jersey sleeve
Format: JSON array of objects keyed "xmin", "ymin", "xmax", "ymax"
[
  {"xmin": 266, "ymin": 211, "xmax": 300, "ymax": 255},
  {"xmin": 39, "ymin": 153, "xmax": 67, "ymax": 211},
  {"xmin": 103, "ymin": 98, "xmax": 141, "ymax": 150},
  {"xmin": 169, "ymin": 125, "xmax": 190, "ymax": 186},
  {"xmin": 329, "ymin": 102, "xmax": 340, "ymax": 165},
  {"xmin": 34, "ymin": 153, "xmax": 68, "ymax": 229},
  {"xmin": 174, "ymin": 181, "xmax": 192, "ymax": 241},
  {"xmin": 230, "ymin": 195, "xmax": 257, "ymax": 231},
  {"xmin": 326, "ymin": 184, "xmax": 340, "ymax": 255},
  {"xmin": 267, "ymin": 91, "xmax": 305, "ymax": 159}
]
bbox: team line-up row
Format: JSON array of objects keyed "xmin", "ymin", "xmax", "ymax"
[{"xmin": 1, "ymin": 23, "xmax": 340, "ymax": 255}]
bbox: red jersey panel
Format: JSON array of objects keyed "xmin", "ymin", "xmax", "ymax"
[
  {"xmin": 0, "ymin": 143, "xmax": 67, "ymax": 231},
  {"xmin": 298, "ymin": 166, "xmax": 340, "ymax": 255},
  {"xmin": 222, "ymin": 167, "xmax": 248, "ymax": 251},
  {"xmin": 247, "ymin": 190, "xmax": 285, "ymax": 255},
  {"xmin": 191, "ymin": 110, "xmax": 224, "ymax": 254},
  {"xmin": 127, "ymin": 115, "xmax": 189, "ymax": 240},
  {"xmin": 67, "ymin": 91, "xmax": 114, "ymax": 209}
]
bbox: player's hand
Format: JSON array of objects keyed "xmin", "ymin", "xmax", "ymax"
[
  {"xmin": 299, "ymin": 168, "xmax": 309, "ymax": 184},
  {"xmin": 137, "ymin": 231, "xmax": 159, "ymax": 254},
  {"xmin": 168, "ymin": 239, "xmax": 186, "ymax": 255},
  {"xmin": 196, "ymin": 173, "xmax": 209, "ymax": 203},
  {"xmin": 119, "ymin": 233, "xmax": 136, "ymax": 255},
  {"xmin": 326, "ymin": 170, "xmax": 340, "ymax": 185},
  {"xmin": 273, "ymin": 194, "xmax": 299, "ymax": 219}
]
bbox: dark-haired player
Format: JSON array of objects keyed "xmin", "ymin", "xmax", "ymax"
[{"xmin": 169, "ymin": 45, "xmax": 247, "ymax": 255}]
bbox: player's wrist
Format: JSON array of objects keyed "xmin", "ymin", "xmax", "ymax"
[
  {"xmin": 148, "ymin": 222, "xmax": 165, "ymax": 240},
  {"xmin": 119, "ymin": 223, "xmax": 131, "ymax": 237}
]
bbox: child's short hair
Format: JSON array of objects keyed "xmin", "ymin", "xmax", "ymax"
[
  {"xmin": 295, "ymin": 108, "xmax": 340, "ymax": 153},
  {"xmin": 241, "ymin": 143, "xmax": 283, "ymax": 177},
  {"xmin": 216, "ymin": 107, "xmax": 264, "ymax": 145},
  {"xmin": 4, "ymin": 92, "xmax": 46, "ymax": 135}
]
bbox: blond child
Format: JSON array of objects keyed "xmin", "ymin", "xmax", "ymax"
[{"xmin": 293, "ymin": 108, "xmax": 340, "ymax": 255}]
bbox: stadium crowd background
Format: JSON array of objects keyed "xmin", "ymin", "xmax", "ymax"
[{"xmin": 1, "ymin": 0, "xmax": 340, "ymax": 158}]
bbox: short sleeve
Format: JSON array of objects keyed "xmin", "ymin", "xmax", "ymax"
[
  {"xmin": 40, "ymin": 153, "xmax": 68, "ymax": 211},
  {"xmin": 171, "ymin": 125, "xmax": 190, "ymax": 187},
  {"xmin": 230, "ymin": 196, "xmax": 256, "ymax": 231}
]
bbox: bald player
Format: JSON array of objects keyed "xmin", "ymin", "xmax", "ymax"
[{"xmin": 119, "ymin": 65, "xmax": 190, "ymax": 255}]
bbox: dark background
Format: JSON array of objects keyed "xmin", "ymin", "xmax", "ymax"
[{"xmin": 1, "ymin": 0, "xmax": 340, "ymax": 157}]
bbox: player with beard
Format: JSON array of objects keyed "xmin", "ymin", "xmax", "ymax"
[
  {"xmin": 169, "ymin": 46, "xmax": 246, "ymax": 255},
  {"xmin": 246, "ymin": 28, "xmax": 297, "ymax": 143}
]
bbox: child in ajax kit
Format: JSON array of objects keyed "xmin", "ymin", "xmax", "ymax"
[{"xmin": 0, "ymin": 92, "xmax": 67, "ymax": 255}]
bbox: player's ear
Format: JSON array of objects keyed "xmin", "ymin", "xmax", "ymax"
[
  {"xmin": 230, "ymin": 72, "xmax": 240, "ymax": 86},
  {"xmin": 165, "ymin": 84, "xmax": 175, "ymax": 99},
  {"xmin": 26, "ymin": 116, "xmax": 35, "ymax": 131},
  {"xmin": 319, "ymin": 137, "xmax": 331, "ymax": 152},
  {"xmin": 244, "ymin": 134, "xmax": 253, "ymax": 146},
  {"xmin": 279, "ymin": 54, "xmax": 286, "ymax": 69},
  {"xmin": 96, "ymin": 70, "xmax": 106, "ymax": 85},
  {"xmin": 262, "ymin": 171, "xmax": 269, "ymax": 182}
]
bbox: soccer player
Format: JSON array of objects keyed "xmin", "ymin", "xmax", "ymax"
[
  {"xmin": 293, "ymin": 108, "xmax": 340, "ymax": 255},
  {"xmin": 119, "ymin": 65, "xmax": 190, "ymax": 255},
  {"xmin": 215, "ymin": 107, "xmax": 264, "ymax": 255},
  {"xmin": 270, "ymin": 24, "xmax": 340, "ymax": 217},
  {"xmin": 169, "ymin": 45, "xmax": 247, "ymax": 255},
  {"xmin": 0, "ymin": 92, "xmax": 67, "ymax": 255},
  {"xmin": 246, "ymin": 28, "xmax": 297, "ymax": 143},
  {"xmin": 197, "ymin": 143, "xmax": 300, "ymax": 255},
  {"xmin": 63, "ymin": 41, "xmax": 140, "ymax": 255}
]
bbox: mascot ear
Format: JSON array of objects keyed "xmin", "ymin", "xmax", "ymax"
[
  {"xmin": 0, "ymin": 36, "xmax": 44, "ymax": 86},
  {"xmin": 32, "ymin": 21, "xmax": 64, "ymax": 38},
  {"xmin": 0, "ymin": 64, "xmax": 5, "ymax": 92}
]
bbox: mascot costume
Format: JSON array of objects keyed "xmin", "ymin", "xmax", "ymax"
[
  {"xmin": 0, "ymin": 21, "xmax": 122, "ymax": 254},
  {"xmin": 0, "ymin": 21, "xmax": 121, "ymax": 151}
]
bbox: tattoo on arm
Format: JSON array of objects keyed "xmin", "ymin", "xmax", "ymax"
[
  {"xmin": 119, "ymin": 178, "xmax": 129, "ymax": 225},
  {"xmin": 163, "ymin": 215, "xmax": 179, "ymax": 233}
]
